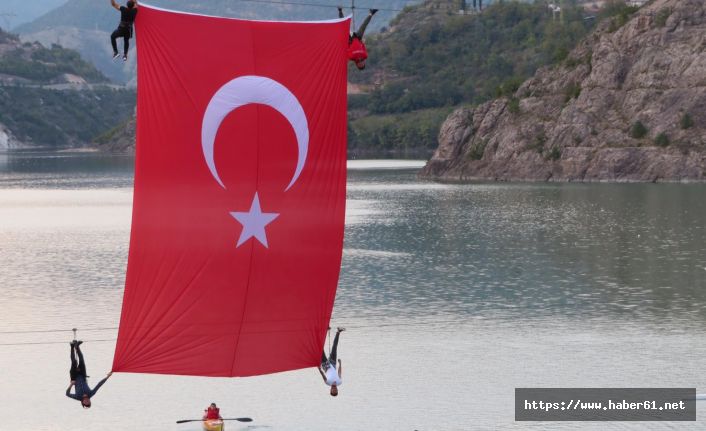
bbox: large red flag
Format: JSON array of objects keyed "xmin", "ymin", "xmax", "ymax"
[{"xmin": 112, "ymin": 5, "xmax": 349, "ymax": 377}]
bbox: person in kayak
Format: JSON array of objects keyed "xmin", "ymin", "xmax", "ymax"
[
  {"xmin": 338, "ymin": 7, "xmax": 377, "ymax": 70},
  {"xmin": 66, "ymin": 340, "xmax": 112, "ymax": 408},
  {"xmin": 318, "ymin": 327, "xmax": 345, "ymax": 396},
  {"xmin": 203, "ymin": 403, "xmax": 222, "ymax": 420},
  {"xmin": 110, "ymin": 0, "xmax": 138, "ymax": 61}
]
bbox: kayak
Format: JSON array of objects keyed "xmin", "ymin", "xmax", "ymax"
[{"xmin": 202, "ymin": 419, "xmax": 224, "ymax": 431}]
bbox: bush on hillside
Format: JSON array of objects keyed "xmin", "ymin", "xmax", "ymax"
[
  {"xmin": 680, "ymin": 113, "xmax": 694, "ymax": 129},
  {"xmin": 507, "ymin": 97, "xmax": 520, "ymax": 114},
  {"xmin": 655, "ymin": 133, "xmax": 670, "ymax": 147},
  {"xmin": 599, "ymin": 1, "xmax": 640, "ymax": 32},
  {"xmin": 654, "ymin": 8, "xmax": 672, "ymax": 28},
  {"xmin": 630, "ymin": 121, "xmax": 648, "ymax": 139}
]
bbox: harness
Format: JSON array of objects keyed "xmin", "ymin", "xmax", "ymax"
[{"xmin": 118, "ymin": 20, "xmax": 135, "ymax": 38}]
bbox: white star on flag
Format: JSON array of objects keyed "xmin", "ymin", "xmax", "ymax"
[{"xmin": 230, "ymin": 193, "xmax": 279, "ymax": 248}]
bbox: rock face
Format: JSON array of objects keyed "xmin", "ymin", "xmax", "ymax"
[
  {"xmin": 421, "ymin": 0, "xmax": 706, "ymax": 182},
  {"xmin": 94, "ymin": 114, "xmax": 136, "ymax": 153},
  {"xmin": 0, "ymin": 124, "xmax": 23, "ymax": 150}
]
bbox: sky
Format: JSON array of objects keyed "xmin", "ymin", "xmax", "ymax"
[{"xmin": 1, "ymin": 0, "xmax": 67, "ymax": 29}]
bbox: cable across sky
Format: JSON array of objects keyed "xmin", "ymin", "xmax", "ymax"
[
  {"xmin": 0, "ymin": 318, "xmax": 468, "ymax": 346},
  {"xmin": 230, "ymin": 0, "xmax": 410, "ymax": 13}
]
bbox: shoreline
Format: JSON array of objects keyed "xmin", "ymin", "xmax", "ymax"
[{"xmin": 418, "ymin": 173, "xmax": 706, "ymax": 184}]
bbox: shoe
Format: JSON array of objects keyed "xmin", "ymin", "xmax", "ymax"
[
  {"xmin": 76, "ymin": 340, "xmax": 83, "ymax": 347},
  {"xmin": 122, "ymin": 55, "xmax": 128, "ymax": 62},
  {"xmin": 112, "ymin": 52, "xmax": 120, "ymax": 60},
  {"xmin": 70, "ymin": 340, "xmax": 77, "ymax": 346},
  {"xmin": 337, "ymin": 327, "xmax": 346, "ymax": 332},
  {"xmin": 370, "ymin": 9, "xmax": 378, "ymax": 15}
]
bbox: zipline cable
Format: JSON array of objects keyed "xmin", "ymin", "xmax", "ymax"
[
  {"xmin": 230, "ymin": 0, "xmax": 409, "ymax": 13},
  {"xmin": 0, "ymin": 339, "xmax": 116, "ymax": 347},
  {"xmin": 0, "ymin": 315, "xmax": 469, "ymax": 335},
  {"xmin": 0, "ymin": 318, "xmax": 468, "ymax": 346},
  {"xmin": 0, "ymin": 327, "xmax": 119, "ymax": 335}
]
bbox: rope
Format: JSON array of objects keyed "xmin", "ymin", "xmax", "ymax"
[
  {"xmin": 0, "ymin": 315, "xmax": 469, "ymax": 336},
  {"xmin": 0, "ymin": 339, "xmax": 116, "ymax": 346},
  {"xmin": 0, "ymin": 318, "xmax": 466, "ymax": 347},
  {"xmin": 230, "ymin": 0, "xmax": 409, "ymax": 12},
  {"xmin": 0, "ymin": 327, "xmax": 118, "ymax": 335}
]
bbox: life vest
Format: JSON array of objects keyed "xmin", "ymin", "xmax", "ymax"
[
  {"xmin": 348, "ymin": 37, "xmax": 368, "ymax": 62},
  {"xmin": 205, "ymin": 407, "xmax": 220, "ymax": 419}
]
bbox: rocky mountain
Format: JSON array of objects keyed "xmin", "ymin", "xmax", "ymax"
[
  {"xmin": 420, "ymin": 0, "xmax": 706, "ymax": 182},
  {"xmin": 0, "ymin": 28, "xmax": 135, "ymax": 149},
  {"xmin": 17, "ymin": 0, "xmax": 420, "ymax": 84}
]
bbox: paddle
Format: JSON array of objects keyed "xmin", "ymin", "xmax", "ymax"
[{"xmin": 176, "ymin": 418, "xmax": 253, "ymax": 424}]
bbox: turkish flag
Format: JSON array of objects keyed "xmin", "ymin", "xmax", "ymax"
[{"xmin": 112, "ymin": 5, "xmax": 350, "ymax": 377}]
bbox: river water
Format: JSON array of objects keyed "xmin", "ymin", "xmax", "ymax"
[{"xmin": 1, "ymin": 151, "xmax": 705, "ymax": 430}]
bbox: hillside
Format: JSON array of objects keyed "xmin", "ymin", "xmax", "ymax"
[
  {"xmin": 0, "ymin": 29, "xmax": 106, "ymax": 84},
  {"xmin": 17, "ymin": 0, "xmax": 420, "ymax": 84},
  {"xmin": 420, "ymin": 0, "xmax": 706, "ymax": 182},
  {"xmin": 95, "ymin": 0, "xmax": 597, "ymax": 155},
  {"xmin": 347, "ymin": 0, "xmax": 595, "ymax": 156},
  {"xmin": 0, "ymin": 28, "xmax": 135, "ymax": 149}
]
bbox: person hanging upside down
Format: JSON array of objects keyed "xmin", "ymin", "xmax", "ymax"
[
  {"xmin": 318, "ymin": 327, "xmax": 345, "ymax": 396},
  {"xmin": 66, "ymin": 340, "xmax": 112, "ymax": 408},
  {"xmin": 338, "ymin": 7, "xmax": 377, "ymax": 70},
  {"xmin": 110, "ymin": 0, "xmax": 138, "ymax": 61},
  {"xmin": 203, "ymin": 403, "xmax": 222, "ymax": 420}
]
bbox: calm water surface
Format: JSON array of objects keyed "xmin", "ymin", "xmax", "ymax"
[{"xmin": 1, "ymin": 152, "xmax": 705, "ymax": 430}]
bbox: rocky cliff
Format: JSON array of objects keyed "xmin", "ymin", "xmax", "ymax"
[
  {"xmin": 420, "ymin": 0, "xmax": 706, "ymax": 182},
  {"xmin": 0, "ymin": 124, "xmax": 22, "ymax": 150},
  {"xmin": 93, "ymin": 114, "xmax": 135, "ymax": 153}
]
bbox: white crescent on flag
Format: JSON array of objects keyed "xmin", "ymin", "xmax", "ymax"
[{"xmin": 201, "ymin": 75, "xmax": 310, "ymax": 191}]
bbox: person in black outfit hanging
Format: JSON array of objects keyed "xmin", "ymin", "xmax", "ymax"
[
  {"xmin": 110, "ymin": 0, "xmax": 138, "ymax": 61},
  {"xmin": 65, "ymin": 340, "xmax": 113, "ymax": 408}
]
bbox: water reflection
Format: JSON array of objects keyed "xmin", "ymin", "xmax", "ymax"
[
  {"xmin": 2, "ymin": 154, "xmax": 705, "ymax": 326},
  {"xmin": 340, "ymin": 178, "xmax": 706, "ymax": 326},
  {"xmin": 1, "ymin": 154, "xmax": 706, "ymax": 430},
  {"xmin": 0, "ymin": 150, "xmax": 134, "ymax": 189}
]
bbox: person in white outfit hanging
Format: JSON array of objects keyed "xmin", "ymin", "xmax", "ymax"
[{"xmin": 318, "ymin": 327, "xmax": 345, "ymax": 396}]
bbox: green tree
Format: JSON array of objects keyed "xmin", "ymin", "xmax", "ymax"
[
  {"xmin": 680, "ymin": 113, "xmax": 694, "ymax": 129},
  {"xmin": 630, "ymin": 121, "xmax": 648, "ymax": 139},
  {"xmin": 655, "ymin": 133, "xmax": 670, "ymax": 147}
]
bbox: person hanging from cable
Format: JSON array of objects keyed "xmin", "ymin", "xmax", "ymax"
[
  {"xmin": 66, "ymin": 340, "xmax": 112, "ymax": 408},
  {"xmin": 318, "ymin": 327, "xmax": 345, "ymax": 396},
  {"xmin": 338, "ymin": 6, "xmax": 377, "ymax": 70},
  {"xmin": 110, "ymin": 0, "xmax": 138, "ymax": 62}
]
